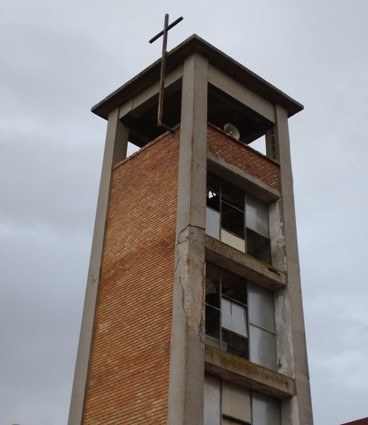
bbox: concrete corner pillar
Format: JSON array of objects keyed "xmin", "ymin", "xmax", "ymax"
[
  {"xmin": 68, "ymin": 108, "xmax": 128, "ymax": 425},
  {"xmin": 167, "ymin": 53, "xmax": 208, "ymax": 425},
  {"xmin": 275, "ymin": 104, "xmax": 314, "ymax": 425}
]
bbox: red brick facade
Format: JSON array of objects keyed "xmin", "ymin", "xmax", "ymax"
[
  {"xmin": 207, "ymin": 124, "xmax": 280, "ymax": 190},
  {"xmin": 82, "ymin": 125, "xmax": 280, "ymax": 424},
  {"xmin": 83, "ymin": 131, "xmax": 180, "ymax": 424}
]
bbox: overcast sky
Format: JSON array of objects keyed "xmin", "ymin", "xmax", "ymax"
[{"xmin": 1, "ymin": 1, "xmax": 368, "ymax": 424}]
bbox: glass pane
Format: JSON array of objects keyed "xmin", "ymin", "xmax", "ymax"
[
  {"xmin": 221, "ymin": 298, "xmax": 247, "ymax": 337},
  {"xmin": 206, "ymin": 261, "xmax": 220, "ymax": 281},
  {"xmin": 249, "ymin": 325, "xmax": 277, "ymax": 370},
  {"xmin": 252, "ymin": 392, "xmax": 281, "ymax": 425},
  {"xmin": 221, "ymin": 229, "xmax": 246, "ymax": 253},
  {"xmin": 206, "ymin": 305, "xmax": 220, "ymax": 344},
  {"xmin": 223, "ymin": 418, "xmax": 244, "ymax": 425},
  {"xmin": 248, "ymin": 283, "xmax": 275, "ymax": 333},
  {"xmin": 204, "ymin": 374, "xmax": 221, "ymax": 425},
  {"xmin": 246, "ymin": 194, "xmax": 269, "ymax": 237},
  {"xmin": 222, "ymin": 329, "xmax": 248, "ymax": 358},
  {"xmin": 221, "ymin": 269, "xmax": 247, "ymax": 305},
  {"xmin": 222, "ymin": 180, "xmax": 244, "ymax": 210},
  {"xmin": 206, "ymin": 262, "xmax": 220, "ymax": 308},
  {"xmin": 206, "ymin": 277, "xmax": 220, "ymax": 308},
  {"xmin": 246, "ymin": 229, "xmax": 271, "ymax": 263},
  {"xmin": 222, "ymin": 381, "xmax": 251, "ymax": 423},
  {"xmin": 221, "ymin": 202, "xmax": 245, "ymax": 238},
  {"xmin": 207, "ymin": 173, "xmax": 221, "ymax": 211},
  {"xmin": 223, "ymin": 418, "xmax": 250, "ymax": 425},
  {"xmin": 206, "ymin": 207, "xmax": 220, "ymax": 239}
]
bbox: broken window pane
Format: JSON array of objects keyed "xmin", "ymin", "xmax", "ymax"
[
  {"xmin": 223, "ymin": 418, "xmax": 245, "ymax": 425},
  {"xmin": 206, "ymin": 262, "xmax": 220, "ymax": 308},
  {"xmin": 205, "ymin": 305, "xmax": 220, "ymax": 344},
  {"xmin": 246, "ymin": 229, "xmax": 271, "ymax": 263},
  {"xmin": 223, "ymin": 418, "xmax": 249, "ymax": 425},
  {"xmin": 206, "ymin": 276, "xmax": 220, "ymax": 308},
  {"xmin": 222, "ymin": 381, "xmax": 251, "ymax": 423},
  {"xmin": 222, "ymin": 180, "xmax": 244, "ymax": 210},
  {"xmin": 205, "ymin": 263, "xmax": 249, "ymax": 358},
  {"xmin": 205, "ymin": 263, "xmax": 221, "ymax": 348},
  {"xmin": 221, "ymin": 202, "xmax": 245, "ymax": 238},
  {"xmin": 206, "ymin": 173, "xmax": 273, "ymax": 265},
  {"xmin": 221, "ymin": 270, "xmax": 247, "ymax": 305},
  {"xmin": 207, "ymin": 173, "xmax": 221, "ymax": 211},
  {"xmin": 206, "ymin": 261, "xmax": 220, "ymax": 281},
  {"xmin": 222, "ymin": 329, "xmax": 248, "ymax": 358}
]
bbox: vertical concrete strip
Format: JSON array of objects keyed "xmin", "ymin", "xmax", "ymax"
[
  {"xmin": 68, "ymin": 108, "xmax": 128, "ymax": 425},
  {"xmin": 270, "ymin": 198, "xmax": 296, "ymax": 416},
  {"xmin": 276, "ymin": 104, "xmax": 314, "ymax": 425},
  {"xmin": 167, "ymin": 53, "xmax": 208, "ymax": 425}
]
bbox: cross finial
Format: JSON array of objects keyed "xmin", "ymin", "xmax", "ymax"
[{"xmin": 149, "ymin": 14, "xmax": 183, "ymax": 130}]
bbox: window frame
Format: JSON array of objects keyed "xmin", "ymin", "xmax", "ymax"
[
  {"xmin": 206, "ymin": 173, "xmax": 272, "ymax": 263},
  {"xmin": 205, "ymin": 262, "xmax": 277, "ymax": 370},
  {"xmin": 205, "ymin": 262, "xmax": 249, "ymax": 359},
  {"xmin": 204, "ymin": 374, "xmax": 282, "ymax": 425}
]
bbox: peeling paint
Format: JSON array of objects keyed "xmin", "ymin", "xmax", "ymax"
[{"xmin": 176, "ymin": 225, "xmax": 206, "ymax": 329}]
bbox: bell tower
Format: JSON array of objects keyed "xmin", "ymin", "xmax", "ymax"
[{"xmin": 68, "ymin": 35, "xmax": 313, "ymax": 425}]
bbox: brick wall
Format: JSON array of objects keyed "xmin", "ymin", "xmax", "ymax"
[
  {"xmin": 207, "ymin": 125, "xmax": 280, "ymax": 190},
  {"xmin": 81, "ymin": 123, "xmax": 279, "ymax": 424},
  {"xmin": 83, "ymin": 131, "xmax": 179, "ymax": 424}
]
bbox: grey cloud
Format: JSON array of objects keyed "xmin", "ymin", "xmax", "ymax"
[{"xmin": 2, "ymin": 1, "xmax": 368, "ymax": 424}]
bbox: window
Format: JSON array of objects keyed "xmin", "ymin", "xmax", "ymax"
[
  {"xmin": 205, "ymin": 262, "xmax": 276, "ymax": 370},
  {"xmin": 206, "ymin": 173, "xmax": 271, "ymax": 263},
  {"xmin": 248, "ymin": 282, "xmax": 277, "ymax": 370},
  {"xmin": 205, "ymin": 262, "xmax": 249, "ymax": 358},
  {"xmin": 204, "ymin": 374, "xmax": 281, "ymax": 425}
]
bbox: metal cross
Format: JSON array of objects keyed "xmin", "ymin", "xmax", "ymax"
[{"xmin": 149, "ymin": 14, "xmax": 183, "ymax": 131}]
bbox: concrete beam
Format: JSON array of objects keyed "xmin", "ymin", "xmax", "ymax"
[
  {"xmin": 205, "ymin": 236, "xmax": 286, "ymax": 290},
  {"xmin": 67, "ymin": 108, "xmax": 128, "ymax": 425},
  {"xmin": 275, "ymin": 104, "xmax": 314, "ymax": 425},
  {"xmin": 118, "ymin": 66, "xmax": 183, "ymax": 119},
  {"xmin": 208, "ymin": 65, "xmax": 275, "ymax": 123},
  {"xmin": 167, "ymin": 53, "xmax": 208, "ymax": 425},
  {"xmin": 207, "ymin": 151, "xmax": 280, "ymax": 203},
  {"xmin": 205, "ymin": 346, "xmax": 295, "ymax": 399}
]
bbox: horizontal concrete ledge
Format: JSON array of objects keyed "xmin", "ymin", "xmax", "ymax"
[
  {"xmin": 208, "ymin": 65, "xmax": 275, "ymax": 123},
  {"xmin": 205, "ymin": 236, "xmax": 286, "ymax": 291},
  {"xmin": 205, "ymin": 345, "xmax": 295, "ymax": 399},
  {"xmin": 207, "ymin": 151, "xmax": 280, "ymax": 204}
]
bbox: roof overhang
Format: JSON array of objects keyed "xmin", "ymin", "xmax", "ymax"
[{"xmin": 92, "ymin": 34, "xmax": 303, "ymax": 120}]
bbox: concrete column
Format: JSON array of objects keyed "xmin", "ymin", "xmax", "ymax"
[
  {"xmin": 275, "ymin": 104, "xmax": 314, "ymax": 425},
  {"xmin": 270, "ymin": 198, "xmax": 296, "ymax": 384},
  {"xmin": 167, "ymin": 53, "xmax": 208, "ymax": 425},
  {"xmin": 265, "ymin": 127, "xmax": 279, "ymax": 161},
  {"xmin": 112, "ymin": 118, "xmax": 128, "ymax": 165},
  {"xmin": 68, "ymin": 108, "xmax": 128, "ymax": 425}
]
